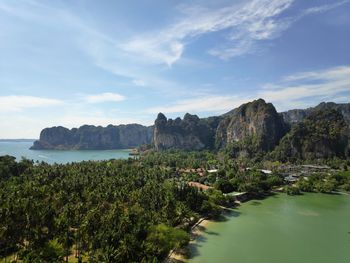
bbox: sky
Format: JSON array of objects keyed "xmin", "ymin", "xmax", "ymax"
[{"xmin": 0, "ymin": 0, "xmax": 350, "ymax": 138}]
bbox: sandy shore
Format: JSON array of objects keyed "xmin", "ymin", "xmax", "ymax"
[
  {"xmin": 190, "ymin": 218, "xmax": 210, "ymax": 238},
  {"xmin": 165, "ymin": 218, "xmax": 211, "ymax": 262}
]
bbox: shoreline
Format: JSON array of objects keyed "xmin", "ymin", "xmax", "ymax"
[
  {"xmin": 167, "ymin": 206, "xmax": 235, "ymax": 262},
  {"xmin": 166, "ymin": 191, "xmax": 350, "ymax": 262},
  {"xmin": 166, "ymin": 218, "xmax": 211, "ymax": 263},
  {"xmin": 190, "ymin": 217, "xmax": 211, "ymax": 238}
]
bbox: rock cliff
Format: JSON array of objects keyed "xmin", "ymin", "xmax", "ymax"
[
  {"xmin": 153, "ymin": 113, "xmax": 221, "ymax": 150},
  {"xmin": 215, "ymin": 99, "xmax": 287, "ymax": 152},
  {"xmin": 153, "ymin": 99, "xmax": 287, "ymax": 153},
  {"xmin": 31, "ymin": 124, "xmax": 153, "ymax": 150},
  {"xmin": 281, "ymin": 102, "xmax": 350, "ymax": 125}
]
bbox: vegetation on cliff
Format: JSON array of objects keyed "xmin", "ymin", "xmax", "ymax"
[
  {"xmin": 281, "ymin": 102, "xmax": 350, "ymax": 125},
  {"xmin": 272, "ymin": 109, "xmax": 349, "ymax": 161}
]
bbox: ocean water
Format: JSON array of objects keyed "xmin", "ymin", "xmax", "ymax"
[
  {"xmin": 0, "ymin": 140, "xmax": 131, "ymax": 164},
  {"xmin": 188, "ymin": 193, "xmax": 350, "ymax": 263}
]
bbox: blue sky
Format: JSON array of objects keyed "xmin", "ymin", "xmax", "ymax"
[{"xmin": 0, "ymin": 0, "xmax": 350, "ymax": 138}]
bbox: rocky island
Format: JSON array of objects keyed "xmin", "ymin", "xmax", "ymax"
[{"xmin": 31, "ymin": 124, "xmax": 153, "ymax": 150}]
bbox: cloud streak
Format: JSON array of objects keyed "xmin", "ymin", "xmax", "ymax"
[
  {"xmin": 84, "ymin": 92, "xmax": 125, "ymax": 103},
  {"xmin": 2, "ymin": 0, "xmax": 347, "ymax": 94},
  {"xmin": 260, "ymin": 66, "xmax": 350, "ymax": 106},
  {"xmin": 147, "ymin": 96, "xmax": 246, "ymax": 114},
  {"xmin": 123, "ymin": 0, "xmax": 294, "ymax": 64},
  {"xmin": 0, "ymin": 95, "xmax": 63, "ymax": 112},
  {"xmin": 122, "ymin": 0, "xmax": 349, "ymax": 63},
  {"xmin": 148, "ymin": 65, "xmax": 350, "ymax": 114}
]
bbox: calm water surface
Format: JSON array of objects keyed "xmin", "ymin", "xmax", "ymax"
[
  {"xmin": 188, "ymin": 193, "xmax": 350, "ymax": 263},
  {"xmin": 0, "ymin": 140, "xmax": 131, "ymax": 164}
]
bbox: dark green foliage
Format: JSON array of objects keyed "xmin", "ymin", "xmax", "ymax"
[
  {"xmin": 19, "ymin": 239, "xmax": 65, "ymax": 263},
  {"xmin": 0, "ymin": 156, "xmax": 220, "ymax": 262},
  {"xmin": 214, "ymin": 178, "xmax": 235, "ymax": 193},
  {"xmin": 141, "ymin": 150, "xmax": 217, "ymax": 169},
  {"xmin": 284, "ymin": 185, "xmax": 301, "ymax": 195},
  {"xmin": 144, "ymin": 224, "xmax": 189, "ymax": 260},
  {"xmin": 0, "ymin": 155, "xmax": 32, "ymax": 181},
  {"xmin": 236, "ymin": 169, "xmax": 276, "ymax": 196},
  {"xmin": 273, "ymin": 109, "xmax": 349, "ymax": 161},
  {"xmin": 296, "ymin": 172, "xmax": 349, "ymax": 193}
]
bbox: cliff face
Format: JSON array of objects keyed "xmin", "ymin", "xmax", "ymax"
[
  {"xmin": 153, "ymin": 113, "xmax": 221, "ymax": 150},
  {"xmin": 154, "ymin": 99, "xmax": 287, "ymax": 153},
  {"xmin": 31, "ymin": 124, "xmax": 153, "ymax": 150},
  {"xmin": 281, "ymin": 102, "xmax": 350, "ymax": 125},
  {"xmin": 153, "ymin": 99, "xmax": 350, "ymax": 159},
  {"xmin": 215, "ymin": 99, "xmax": 287, "ymax": 152},
  {"xmin": 273, "ymin": 109, "xmax": 349, "ymax": 160}
]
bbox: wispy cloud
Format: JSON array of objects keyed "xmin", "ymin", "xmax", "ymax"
[
  {"xmin": 302, "ymin": 0, "xmax": 350, "ymax": 15},
  {"xmin": 148, "ymin": 65, "xmax": 350, "ymax": 114},
  {"xmin": 123, "ymin": 0, "xmax": 294, "ymax": 64},
  {"xmin": 57, "ymin": 115, "xmax": 148, "ymax": 128},
  {"xmin": 122, "ymin": 0, "xmax": 349, "ymax": 63},
  {"xmin": 147, "ymin": 95, "xmax": 248, "ymax": 114},
  {"xmin": 2, "ymin": 0, "xmax": 347, "ymax": 96},
  {"xmin": 0, "ymin": 95, "xmax": 63, "ymax": 112},
  {"xmin": 259, "ymin": 65, "xmax": 350, "ymax": 110},
  {"xmin": 132, "ymin": 79, "xmax": 146, "ymax": 87},
  {"xmin": 281, "ymin": 65, "xmax": 350, "ymax": 82},
  {"xmin": 84, "ymin": 92, "xmax": 125, "ymax": 103}
]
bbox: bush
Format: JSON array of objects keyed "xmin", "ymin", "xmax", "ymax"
[{"xmin": 284, "ymin": 185, "xmax": 301, "ymax": 195}]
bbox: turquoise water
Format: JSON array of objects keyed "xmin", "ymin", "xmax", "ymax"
[
  {"xmin": 0, "ymin": 140, "xmax": 131, "ymax": 164},
  {"xmin": 188, "ymin": 193, "xmax": 350, "ymax": 263}
]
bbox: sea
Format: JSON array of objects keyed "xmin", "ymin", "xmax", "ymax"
[{"xmin": 0, "ymin": 140, "xmax": 131, "ymax": 164}]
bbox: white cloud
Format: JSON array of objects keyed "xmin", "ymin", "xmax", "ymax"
[
  {"xmin": 0, "ymin": 95, "xmax": 63, "ymax": 112},
  {"xmin": 132, "ymin": 79, "xmax": 146, "ymax": 87},
  {"xmin": 282, "ymin": 66, "xmax": 350, "ymax": 82},
  {"xmin": 122, "ymin": 0, "xmax": 295, "ymax": 64},
  {"xmin": 2, "ymin": 0, "xmax": 346, "ymax": 101},
  {"xmin": 148, "ymin": 65, "xmax": 350, "ymax": 114},
  {"xmin": 302, "ymin": 0, "xmax": 350, "ymax": 16},
  {"xmin": 57, "ymin": 115, "xmax": 148, "ymax": 128},
  {"xmin": 121, "ymin": 0, "xmax": 349, "ymax": 63},
  {"xmin": 147, "ymin": 96, "xmax": 249, "ymax": 114},
  {"xmin": 259, "ymin": 66, "xmax": 350, "ymax": 110},
  {"xmin": 84, "ymin": 92, "xmax": 125, "ymax": 103}
]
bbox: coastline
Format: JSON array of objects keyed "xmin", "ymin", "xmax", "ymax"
[
  {"xmin": 167, "ymin": 194, "xmax": 281, "ymax": 262},
  {"xmin": 190, "ymin": 217, "xmax": 211, "ymax": 240},
  {"xmin": 173, "ymin": 193, "xmax": 350, "ymax": 263},
  {"xmin": 166, "ymin": 218, "xmax": 211, "ymax": 263},
  {"xmin": 167, "ymin": 205, "xmax": 236, "ymax": 262}
]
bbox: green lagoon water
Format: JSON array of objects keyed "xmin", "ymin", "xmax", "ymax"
[
  {"xmin": 0, "ymin": 140, "xmax": 131, "ymax": 164},
  {"xmin": 189, "ymin": 193, "xmax": 350, "ymax": 263}
]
